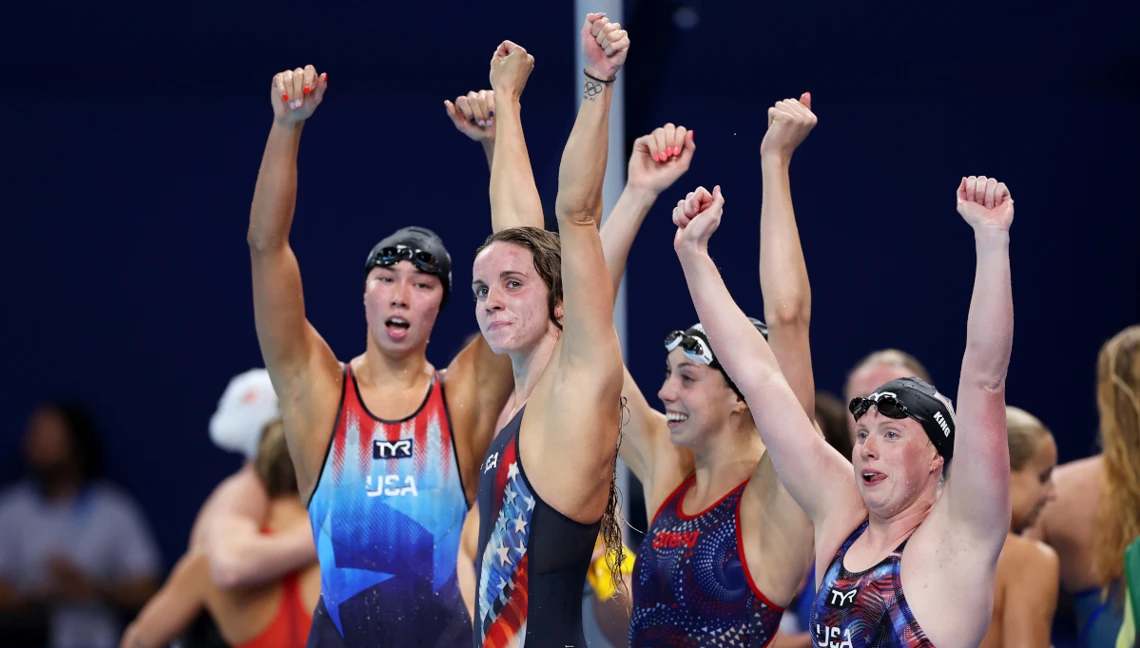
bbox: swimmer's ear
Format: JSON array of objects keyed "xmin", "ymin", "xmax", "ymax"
[
  {"xmin": 929, "ymin": 450, "xmax": 944, "ymax": 477},
  {"xmin": 731, "ymin": 396, "xmax": 749, "ymax": 414},
  {"xmin": 553, "ymin": 301, "xmax": 565, "ymax": 323}
]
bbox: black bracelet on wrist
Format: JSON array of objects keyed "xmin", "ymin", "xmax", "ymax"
[{"xmin": 584, "ymin": 69, "xmax": 616, "ymax": 84}]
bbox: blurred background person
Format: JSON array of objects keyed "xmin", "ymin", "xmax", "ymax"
[
  {"xmin": 1030, "ymin": 325, "xmax": 1140, "ymax": 646},
  {"xmin": 979, "ymin": 406, "xmax": 1060, "ymax": 648},
  {"xmin": 0, "ymin": 401, "xmax": 161, "ymax": 648},
  {"xmin": 121, "ymin": 419, "xmax": 320, "ymax": 648}
]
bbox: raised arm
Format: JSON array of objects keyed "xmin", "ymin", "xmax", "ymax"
[
  {"xmin": 487, "ymin": 42, "xmax": 544, "ymax": 231},
  {"xmin": 600, "ymin": 124, "xmax": 695, "ymax": 295},
  {"xmin": 247, "ymin": 66, "xmax": 342, "ymax": 490},
  {"xmin": 672, "ymin": 187, "xmax": 857, "ymax": 524},
  {"xmin": 553, "ymin": 15, "xmax": 629, "ymax": 374},
  {"xmin": 598, "ymin": 124, "xmax": 694, "ymax": 485},
  {"xmin": 940, "ymin": 176, "xmax": 1016, "ymax": 547},
  {"xmin": 444, "ymin": 90, "xmax": 497, "ymax": 168},
  {"xmin": 759, "ymin": 94, "xmax": 817, "ymax": 418}
]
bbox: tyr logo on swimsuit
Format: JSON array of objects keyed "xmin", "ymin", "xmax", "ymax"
[
  {"xmin": 374, "ymin": 438, "xmax": 413, "ymax": 459},
  {"xmin": 827, "ymin": 588, "xmax": 858, "ymax": 608}
]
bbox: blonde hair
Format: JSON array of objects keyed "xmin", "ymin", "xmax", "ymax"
[
  {"xmin": 253, "ymin": 420, "xmax": 298, "ymax": 499},
  {"xmin": 845, "ymin": 349, "xmax": 932, "ymax": 397},
  {"xmin": 1092, "ymin": 325, "xmax": 1140, "ymax": 587},
  {"xmin": 1005, "ymin": 406, "xmax": 1052, "ymax": 470}
]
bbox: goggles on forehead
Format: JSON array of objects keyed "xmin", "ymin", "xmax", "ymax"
[
  {"xmin": 367, "ymin": 244, "xmax": 441, "ymax": 275},
  {"xmin": 664, "ymin": 330, "xmax": 715, "ymax": 365},
  {"xmin": 849, "ymin": 391, "xmax": 910, "ymax": 422}
]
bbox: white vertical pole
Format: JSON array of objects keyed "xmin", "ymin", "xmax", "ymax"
[{"xmin": 574, "ymin": 0, "xmax": 631, "ymax": 542}]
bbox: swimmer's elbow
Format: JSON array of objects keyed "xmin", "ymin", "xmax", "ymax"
[{"xmin": 206, "ymin": 546, "xmax": 246, "ymax": 589}]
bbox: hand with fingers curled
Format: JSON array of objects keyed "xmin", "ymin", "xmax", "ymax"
[
  {"xmin": 445, "ymin": 90, "xmax": 496, "ymax": 142},
  {"xmin": 628, "ymin": 123, "xmax": 696, "ymax": 196},
  {"xmin": 760, "ymin": 92, "xmax": 817, "ymax": 161},
  {"xmin": 581, "ymin": 12, "xmax": 630, "ymax": 82},
  {"xmin": 673, "ymin": 185, "xmax": 725, "ymax": 255},
  {"xmin": 271, "ymin": 65, "xmax": 328, "ymax": 125},
  {"xmin": 956, "ymin": 175, "xmax": 1014, "ymax": 232},
  {"xmin": 489, "ymin": 40, "xmax": 535, "ymax": 101}
]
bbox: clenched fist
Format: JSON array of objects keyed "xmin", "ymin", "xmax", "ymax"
[
  {"xmin": 582, "ymin": 13, "xmax": 630, "ymax": 81},
  {"xmin": 628, "ymin": 124, "xmax": 695, "ymax": 196},
  {"xmin": 271, "ymin": 65, "xmax": 328, "ymax": 125},
  {"xmin": 489, "ymin": 40, "xmax": 535, "ymax": 100},
  {"xmin": 956, "ymin": 176, "xmax": 1014, "ymax": 232},
  {"xmin": 760, "ymin": 93, "xmax": 816, "ymax": 161},
  {"xmin": 673, "ymin": 185, "xmax": 725, "ymax": 255},
  {"xmin": 445, "ymin": 90, "xmax": 495, "ymax": 142}
]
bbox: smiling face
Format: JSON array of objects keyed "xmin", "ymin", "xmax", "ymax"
[
  {"xmin": 471, "ymin": 241, "xmax": 561, "ymax": 355},
  {"xmin": 852, "ymin": 409, "xmax": 943, "ymax": 517},
  {"xmin": 656, "ymin": 348, "xmax": 742, "ymax": 450},
  {"xmin": 363, "ymin": 261, "xmax": 443, "ymax": 357}
]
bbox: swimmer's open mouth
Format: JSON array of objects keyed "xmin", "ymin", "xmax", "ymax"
[
  {"xmin": 862, "ymin": 471, "xmax": 886, "ymax": 485},
  {"xmin": 386, "ymin": 317, "xmax": 410, "ymax": 330}
]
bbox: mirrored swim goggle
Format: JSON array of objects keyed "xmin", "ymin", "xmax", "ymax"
[
  {"xmin": 664, "ymin": 330, "xmax": 715, "ymax": 365},
  {"xmin": 849, "ymin": 391, "xmax": 910, "ymax": 422},
  {"xmin": 366, "ymin": 244, "xmax": 441, "ymax": 275}
]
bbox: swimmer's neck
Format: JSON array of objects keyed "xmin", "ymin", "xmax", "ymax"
[
  {"xmin": 864, "ymin": 495, "xmax": 935, "ymax": 550},
  {"xmin": 357, "ymin": 340, "xmax": 433, "ymax": 389},
  {"xmin": 506, "ymin": 327, "xmax": 560, "ymax": 412},
  {"xmin": 690, "ymin": 415, "xmax": 764, "ymax": 487}
]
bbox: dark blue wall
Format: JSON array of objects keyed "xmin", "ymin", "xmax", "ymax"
[{"xmin": 4, "ymin": 0, "xmax": 1137, "ymax": 570}]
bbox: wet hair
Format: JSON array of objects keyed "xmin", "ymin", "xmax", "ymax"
[
  {"xmin": 253, "ymin": 420, "xmax": 298, "ymax": 499},
  {"xmin": 1005, "ymin": 406, "xmax": 1052, "ymax": 471},
  {"xmin": 475, "ymin": 227, "xmax": 563, "ymax": 330},
  {"xmin": 601, "ymin": 398, "xmax": 629, "ymax": 596},
  {"xmin": 39, "ymin": 400, "xmax": 103, "ymax": 483},
  {"xmin": 844, "ymin": 349, "xmax": 932, "ymax": 398},
  {"xmin": 815, "ymin": 391, "xmax": 854, "ymax": 460},
  {"xmin": 1092, "ymin": 325, "xmax": 1140, "ymax": 588}
]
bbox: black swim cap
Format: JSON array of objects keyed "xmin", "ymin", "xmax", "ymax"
[
  {"xmin": 665, "ymin": 318, "xmax": 769, "ymax": 399},
  {"xmin": 364, "ymin": 226, "xmax": 453, "ymax": 308},
  {"xmin": 850, "ymin": 377, "xmax": 956, "ymax": 462}
]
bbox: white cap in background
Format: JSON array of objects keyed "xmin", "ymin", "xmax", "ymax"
[{"xmin": 208, "ymin": 368, "xmax": 280, "ymax": 460}]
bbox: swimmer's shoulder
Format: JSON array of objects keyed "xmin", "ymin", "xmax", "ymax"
[
  {"xmin": 1003, "ymin": 533, "xmax": 1060, "ymax": 575},
  {"xmin": 1038, "ymin": 456, "xmax": 1101, "ymax": 531},
  {"xmin": 1053, "ymin": 455, "xmax": 1101, "ymax": 488}
]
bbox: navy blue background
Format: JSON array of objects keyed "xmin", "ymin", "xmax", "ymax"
[{"xmin": 4, "ymin": 0, "xmax": 1137, "ymax": 584}]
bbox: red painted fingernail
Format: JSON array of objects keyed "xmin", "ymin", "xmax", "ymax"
[
  {"xmin": 282, "ymin": 93, "xmax": 289, "ymax": 101},
  {"xmin": 303, "ymin": 87, "xmax": 311, "ymax": 94},
  {"xmin": 689, "ymin": 130, "xmax": 695, "ymax": 140}
]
